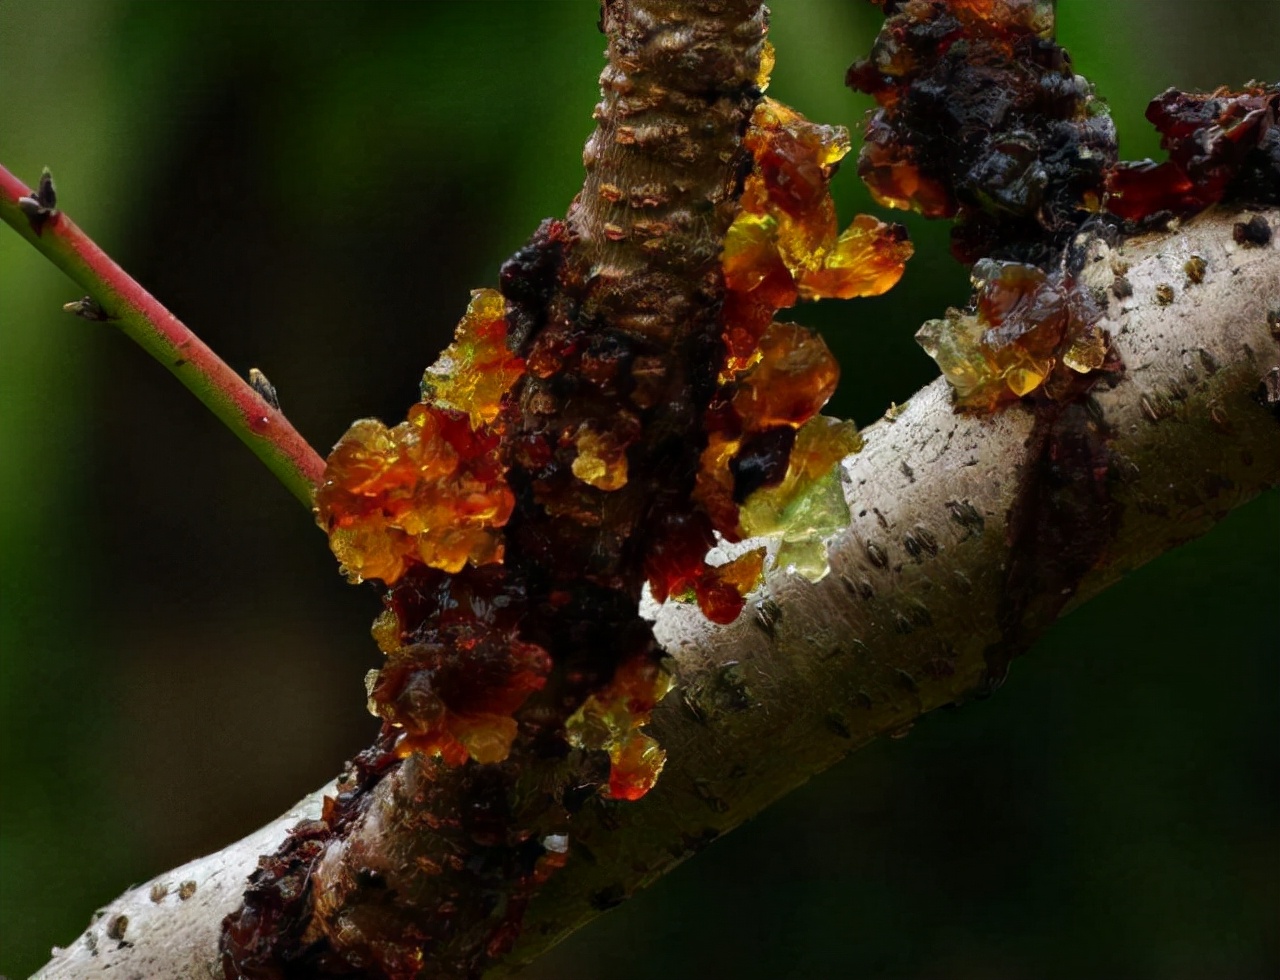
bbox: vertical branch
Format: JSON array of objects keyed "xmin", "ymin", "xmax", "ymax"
[
  {"xmin": 573, "ymin": 0, "xmax": 767, "ymax": 277},
  {"xmin": 221, "ymin": 3, "xmax": 771, "ymax": 979}
]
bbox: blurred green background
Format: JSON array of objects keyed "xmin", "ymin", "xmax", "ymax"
[{"xmin": 1, "ymin": 2, "xmax": 1276, "ymax": 977}]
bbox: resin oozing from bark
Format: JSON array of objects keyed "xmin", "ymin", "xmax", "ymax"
[
  {"xmin": 1106, "ymin": 84, "xmax": 1280, "ymax": 223},
  {"xmin": 316, "ymin": 290, "xmax": 522, "ymax": 585},
  {"xmin": 847, "ymin": 0, "xmax": 1118, "ymax": 265},
  {"xmin": 222, "ymin": 2, "xmax": 775, "ymax": 977},
  {"xmin": 850, "ymin": 2, "xmax": 1277, "ymax": 415},
  {"xmin": 688, "ymin": 97, "xmax": 912, "ymax": 588},
  {"xmin": 915, "ymin": 256, "xmax": 1115, "ymax": 412}
]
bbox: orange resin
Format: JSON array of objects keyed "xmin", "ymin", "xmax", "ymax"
[
  {"xmin": 687, "ymin": 96, "xmax": 910, "ymax": 596},
  {"xmin": 565, "ymin": 654, "xmax": 675, "ymax": 801},
  {"xmin": 916, "ymin": 259, "xmax": 1110, "ymax": 410},
  {"xmin": 316, "ymin": 289, "xmax": 525, "ymax": 585}
]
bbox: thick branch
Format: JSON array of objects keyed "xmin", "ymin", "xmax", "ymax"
[
  {"xmin": 37, "ymin": 207, "xmax": 1280, "ymax": 979},
  {"xmin": 0, "ymin": 163, "xmax": 326, "ymax": 507}
]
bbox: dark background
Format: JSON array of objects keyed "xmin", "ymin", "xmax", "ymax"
[{"xmin": 1, "ymin": 2, "xmax": 1276, "ymax": 978}]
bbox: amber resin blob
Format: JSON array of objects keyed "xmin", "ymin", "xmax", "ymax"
[
  {"xmin": 692, "ymin": 96, "xmax": 911, "ymax": 586},
  {"xmin": 315, "ymin": 289, "xmax": 522, "ymax": 585},
  {"xmin": 916, "ymin": 258, "xmax": 1111, "ymax": 411},
  {"xmin": 314, "ymin": 287, "xmax": 552, "ymax": 773}
]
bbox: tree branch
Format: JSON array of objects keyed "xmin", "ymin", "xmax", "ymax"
[
  {"xmin": 36, "ymin": 206, "xmax": 1280, "ymax": 980},
  {"xmin": 0, "ymin": 163, "xmax": 326, "ymax": 507}
]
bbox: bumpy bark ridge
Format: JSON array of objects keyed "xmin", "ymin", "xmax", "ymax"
[{"xmin": 221, "ymin": 3, "xmax": 769, "ymax": 978}]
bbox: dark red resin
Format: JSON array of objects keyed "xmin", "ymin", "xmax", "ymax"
[{"xmin": 1106, "ymin": 84, "xmax": 1280, "ymax": 223}]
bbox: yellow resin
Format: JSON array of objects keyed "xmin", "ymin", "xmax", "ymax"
[
  {"xmin": 421, "ymin": 288, "xmax": 525, "ymax": 428},
  {"xmin": 565, "ymin": 659, "xmax": 674, "ymax": 801},
  {"xmin": 1063, "ymin": 326, "xmax": 1108, "ymax": 373},
  {"xmin": 714, "ymin": 546, "xmax": 768, "ymax": 597},
  {"xmin": 316, "ymin": 291, "xmax": 522, "ymax": 585},
  {"xmin": 755, "ymin": 40, "xmax": 776, "ymax": 91},
  {"xmin": 915, "ymin": 261, "xmax": 1110, "ymax": 410},
  {"xmin": 740, "ymin": 416, "xmax": 862, "ymax": 581},
  {"xmin": 371, "ymin": 607, "xmax": 402, "ymax": 655},
  {"xmin": 571, "ymin": 427, "xmax": 629, "ymax": 491},
  {"xmin": 726, "ymin": 98, "xmax": 911, "ymax": 307}
]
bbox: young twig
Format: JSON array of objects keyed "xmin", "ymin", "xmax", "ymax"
[{"xmin": 0, "ymin": 163, "xmax": 326, "ymax": 507}]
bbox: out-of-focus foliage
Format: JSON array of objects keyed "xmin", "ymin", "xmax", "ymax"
[{"xmin": 0, "ymin": 2, "xmax": 1275, "ymax": 977}]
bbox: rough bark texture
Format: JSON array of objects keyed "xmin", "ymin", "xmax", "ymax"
[
  {"xmin": 36, "ymin": 787, "xmax": 335, "ymax": 980},
  {"xmin": 37, "ymin": 206, "xmax": 1280, "ymax": 980},
  {"xmin": 219, "ymin": 2, "xmax": 769, "ymax": 977},
  {"xmin": 574, "ymin": 0, "xmax": 767, "ymax": 277}
]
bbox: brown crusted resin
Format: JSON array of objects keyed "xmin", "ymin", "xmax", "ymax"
[
  {"xmin": 847, "ymin": 1, "xmax": 1278, "ymax": 263},
  {"xmin": 847, "ymin": 0, "xmax": 1119, "ymax": 265},
  {"xmin": 851, "ymin": 0, "xmax": 1278, "ymax": 421},
  {"xmin": 220, "ymin": 1, "xmax": 768, "ymax": 977},
  {"xmin": 847, "ymin": 0, "xmax": 1276, "ymax": 685},
  {"xmin": 1107, "ymin": 84, "xmax": 1280, "ymax": 223}
]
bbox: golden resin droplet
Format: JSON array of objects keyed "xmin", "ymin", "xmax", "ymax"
[
  {"xmin": 421, "ymin": 288, "xmax": 525, "ymax": 428},
  {"xmin": 739, "ymin": 416, "xmax": 862, "ymax": 581},
  {"xmin": 565, "ymin": 656, "xmax": 673, "ymax": 801},
  {"xmin": 571, "ymin": 426, "xmax": 629, "ymax": 491},
  {"xmin": 371, "ymin": 607, "xmax": 402, "ymax": 654},
  {"xmin": 608, "ymin": 734, "xmax": 667, "ymax": 802},
  {"xmin": 723, "ymin": 98, "xmax": 912, "ymax": 317},
  {"xmin": 915, "ymin": 260, "xmax": 1110, "ymax": 410},
  {"xmin": 1062, "ymin": 325, "xmax": 1108, "ymax": 373},
  {"xmin": 755, "ymin": 40, "xmax": 776, "ymax": 91},
  {"xmin": 316, "ymin": 294, "xmax": 522, "ymax": 584},
  {"xmin": 713, "ymin": 546, "xmax": 767, "ymax": 598},
  {"xmin": 732, "ymin": 322, "xmax": 840, "ymax": 429},
  {"xmin": 796, "ymin": 214, "xmax": 915, "ymax": 300},
  {"xmin": 452, "ymin": 713, "xmax": 519, "ymax": 765}
]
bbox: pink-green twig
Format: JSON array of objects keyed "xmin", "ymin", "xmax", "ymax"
[{"xmin": 0, "ymin": 162, "xmax": 326, "ymax": 507}]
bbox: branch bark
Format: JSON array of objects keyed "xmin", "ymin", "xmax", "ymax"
[{"xmin": 37, "ymin": 206, "xmax": 1280, "ymax": 980}]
